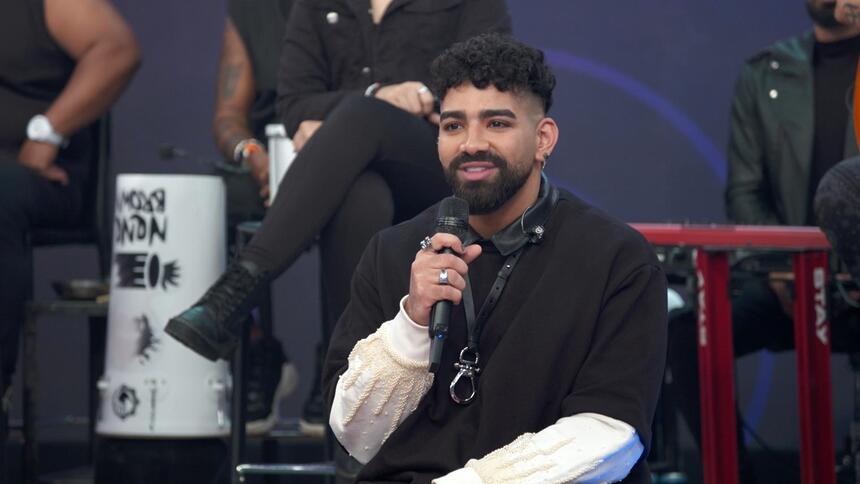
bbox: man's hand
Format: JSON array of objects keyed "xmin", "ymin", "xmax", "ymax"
[
  {"xmin": 405, "ymin": 233, "xmax": 482, "ymax": 326},
  {"xmin": 17, "ymin": 140, "xmax": 68, "ymax": 185},
  {"xmin": 245, "ymin": 150, "xmax": 270, "ymax": 201},
  {"xmin": 374, "ymin": 81, "xmax": 435, "ymax": 118},
  {"xmin": 837, "ymin": 0, "xmax": 860, "ymax": 24},
  {"xmin": 293, "ymin": 120, "xmax": 322, "ymax": 151}
]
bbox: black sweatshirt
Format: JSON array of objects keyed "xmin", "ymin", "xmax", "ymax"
[{"xmin": 323, "ymin": 185, "xmax": 668, "ymax": 483}]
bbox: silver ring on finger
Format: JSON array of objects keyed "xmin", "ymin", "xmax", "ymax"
[
  {"xmin": 439, "ymin": 268, "xmax": 450, "ymax": 285},
  {"xmin": 419, "ymin": 236, "xmax": 433, "ymax": 251},
  {"xmin": 417, "ymin": 85, "xmax": 430, "ymax": 95}
]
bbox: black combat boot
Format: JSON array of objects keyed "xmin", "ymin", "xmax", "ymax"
[{"xmin": 165, "ymin": 259, "xmax": 268, "ymax": 361}]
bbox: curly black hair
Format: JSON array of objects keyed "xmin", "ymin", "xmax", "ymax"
[{"xmin": 430, "ymin": 33, "xmax": 556, "ymax": 114}]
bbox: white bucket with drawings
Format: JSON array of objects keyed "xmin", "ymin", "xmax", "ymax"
[
  {"xmin": 96, "ymin": 174, "xmax": 230, "ymax": 437},
  {"xmin": 266, "ymin": 123, "xmax": 296, "ymax": 204}
]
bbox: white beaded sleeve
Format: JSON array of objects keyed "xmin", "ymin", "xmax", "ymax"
[
  {"xmin": 329, "ymin": 296, "xmax": 434, "ymax": 464},
  {"xmin": 434, "ymin": 413, "xmax": 643, "ymax": 484}
]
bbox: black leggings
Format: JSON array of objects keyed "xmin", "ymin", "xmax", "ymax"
[
  {"xmin": 0, "ymin": 160, "xmax": 87, "ymax": 384},
  {"xmin": 242, "ymin": 95, "xmax": 450, "ymax": 340}
]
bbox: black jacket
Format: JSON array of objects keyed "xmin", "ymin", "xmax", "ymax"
[
  {"xmin": 725, "ymin": 31, "xmax": 858, "ymax": 226},
  {"xmin": 276, "ymin": 0, "xmax": 511, "ymax": 136}
]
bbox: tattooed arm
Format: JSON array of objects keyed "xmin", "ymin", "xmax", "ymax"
[{"xmin": 213, "ymin": 18, "xmax": 269, "ymax": 197}]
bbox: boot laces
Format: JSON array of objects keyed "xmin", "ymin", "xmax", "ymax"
[{"xmin": 203, "ymin": 265, "xmax": 257, "ymax": 318}]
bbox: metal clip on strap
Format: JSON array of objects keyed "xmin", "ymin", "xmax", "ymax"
[{"xmin": 450, "ymin": 347, "xmax": 480, "ymax": 404}]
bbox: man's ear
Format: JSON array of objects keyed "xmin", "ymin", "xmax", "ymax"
[{"xmin": 535, "ymin": 117, "xmax": 559, "ymax": 163}]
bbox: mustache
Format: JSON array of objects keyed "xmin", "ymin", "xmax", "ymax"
[{"xmin": 449, "ymin": 151, "xmax": 508, "ymax": 170}]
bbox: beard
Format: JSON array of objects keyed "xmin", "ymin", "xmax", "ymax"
[
  {"xmin": 806, "ymin": 0, "xmax": 840, "ymax": 28},
  {"xmin": 444, "ymin": 150, "xmax": 533, "ymax": 215}
]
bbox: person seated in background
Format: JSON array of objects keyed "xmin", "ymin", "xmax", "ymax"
[
  {"xmin": 209, "ymin": 0, "xmax": 298, "ymax": 436},
  {"xmin": 667, "ymin": 1, "xmax": 860, "ymax": 481},
  {"xmin": 166, "ymin": 0, "xmax": 512, "ymax": 438},
  {"xmin": 324, "ymin": 33, "xmax": 667, "ymax": 484},
  {"xmin": 0, "ymin": 0, "xmax": 139, "ymax": 443}
]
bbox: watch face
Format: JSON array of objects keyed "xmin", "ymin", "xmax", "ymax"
[
  {"xmin": 27, "ymin": 115, "xmax": 62, "ymax": 145},
  {"xmin": 28, "ymin": 116, "xmax": 51, "ymax": 139}
]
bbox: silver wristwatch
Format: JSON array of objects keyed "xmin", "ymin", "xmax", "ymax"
[{"xmin": 26, "ymin": 114, "xmax": 67, "ymax": 146}]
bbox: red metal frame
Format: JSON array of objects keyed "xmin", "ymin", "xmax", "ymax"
[
  {"xmin": 793, "ymin": 252, "xmax": 835, "ymax": 484},
  {"xmin": 695, "ymin": 250, "xmax": 738, "ymax": 484},
  {"xmin": 631, "ymin": 223, "xmax": 830, "ymax": 250},
  {"xmin": 631, "ymin": 223, "xmax": 835, "ymax": 484}
]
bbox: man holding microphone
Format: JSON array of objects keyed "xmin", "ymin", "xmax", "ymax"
[{"xmin": 323, "ymin": 34, "xmax": 668, "ymax": 484}]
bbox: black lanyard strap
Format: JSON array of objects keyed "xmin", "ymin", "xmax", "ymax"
[
  {"xmin": 462, "ymin": 249, "xmax": 524, "ymax": 351},
  {"xmin": 449, "ymin": 174, "xmax": 559, "ymax": 404},
  {"xmin": 451, "ymin": 249, "xmax": 524, "ymax": 405}
]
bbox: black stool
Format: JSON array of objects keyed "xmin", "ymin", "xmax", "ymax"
[{"xmin": 22, "ymin": 299, "xmax": 107, "ymax": 484}]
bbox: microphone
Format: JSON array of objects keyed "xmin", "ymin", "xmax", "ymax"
[{"xmin": 428, "ymin": 196, "xmax": 469, "ymax": 373}]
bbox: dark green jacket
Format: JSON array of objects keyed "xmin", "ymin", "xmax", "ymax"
[{"xmin": 725, "ymin": 31, "xmax": 858, "ymax": 226}]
